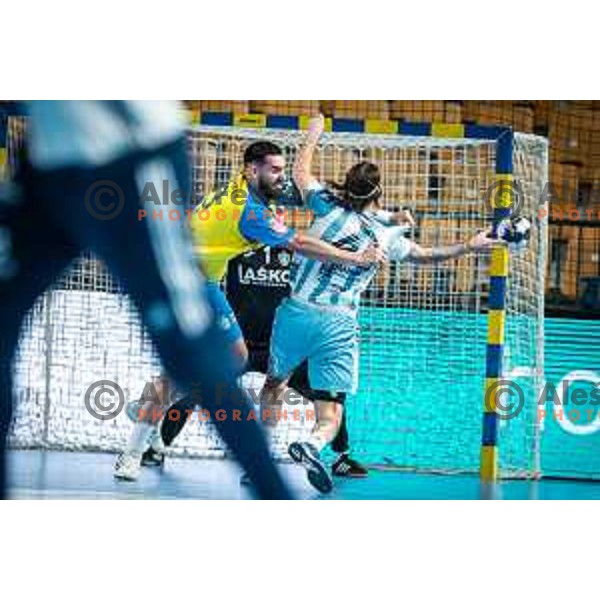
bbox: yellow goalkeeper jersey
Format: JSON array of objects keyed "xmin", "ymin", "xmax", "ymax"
[{"xmin": 190, "ymin": 174, "xmax": 295, "ymax": 282}]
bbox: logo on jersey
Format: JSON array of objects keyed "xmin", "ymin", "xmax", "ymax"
[
  {"xmin": 237, "ymin": 265, "xmax": 290, "ymax": 287},
  {"xmin": 278, "ymin": 251, "xmax": 291, "ymax": 267}
]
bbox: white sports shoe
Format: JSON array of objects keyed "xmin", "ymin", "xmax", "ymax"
[{"xmin": 114, "ymin": 452, "xmax": 142, "ymax": 481}]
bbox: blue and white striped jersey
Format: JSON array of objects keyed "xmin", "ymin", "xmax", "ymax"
[{"xmin": 289, "ymin": 182, "xmax": 411, "ymax": 311}]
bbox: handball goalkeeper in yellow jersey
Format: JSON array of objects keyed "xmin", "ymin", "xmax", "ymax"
[{"xmin": 188, "ymin": 140, "xmax": 387, "ymax": 366}]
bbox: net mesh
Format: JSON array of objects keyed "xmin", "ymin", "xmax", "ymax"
[{"xmin": 7, "ymin": 122, "xmax": 548, "ymax": 475}]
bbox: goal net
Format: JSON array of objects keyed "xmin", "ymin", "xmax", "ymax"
[{"xmin": 7, "ymin": 119, "xmax": 548, "ymax": 476}]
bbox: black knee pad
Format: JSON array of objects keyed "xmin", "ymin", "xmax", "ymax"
[{"xmin": 311, "ymin": 390, "xmax": 347, "ymax": 405}]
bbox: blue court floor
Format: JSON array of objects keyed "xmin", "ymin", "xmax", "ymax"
[{"xmin": 7, "ymin": 450, "xmax": 600, "ymax": 499}]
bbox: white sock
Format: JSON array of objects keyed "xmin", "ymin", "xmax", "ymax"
[
  {"xmin": 309, "ymin": 433, "xmax": 328, "ymax": 453},
  {"xmin": 150, "ymin": 429, "xmax": 165, "ymax": 453},
  {"xmin": 127, "ymin": 422, "xmax": 155, "ymax": 455}
]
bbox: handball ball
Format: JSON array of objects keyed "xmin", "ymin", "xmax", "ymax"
[{"xmin": 497, "ymin": 216, "xmax": 532, "ymax": 251}]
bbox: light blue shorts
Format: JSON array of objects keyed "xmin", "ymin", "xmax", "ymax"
[{"xmin": 268, "ymin": 297, "xmax": 359, "ymax": 394}]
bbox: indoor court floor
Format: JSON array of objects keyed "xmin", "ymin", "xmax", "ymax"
[{"xmin": 8, "ymin": 450, "xmax": 600, "ymax": 500}]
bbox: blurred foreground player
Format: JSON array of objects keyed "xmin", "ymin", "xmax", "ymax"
[{"xmin": 0, "ymin": 101, "xmax": 291, "ymax": 499}]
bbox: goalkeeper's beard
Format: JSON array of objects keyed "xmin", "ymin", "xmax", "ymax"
[{"xmin": 256, "ymin": 176, "xmax": 284, "ymax": 201}]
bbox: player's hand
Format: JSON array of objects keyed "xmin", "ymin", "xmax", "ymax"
[
  {"xmin": 356, "ymin": 243, "xmax": 388, "ymax": 266},
  {"xmin": 307, "ymin": 114, "xmax": 326, "ymax": 140},
  {"xmin": 465, "ymin": 228, "xmax": 505, "ymax": 253}
]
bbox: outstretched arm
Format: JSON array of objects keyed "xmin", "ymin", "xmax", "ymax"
[
  {"xmin": 372, "ymin": 208, "xmax": 416, "ymax": 228},
  {"xmin": 406, "ymin": 229, "xmax": 501, "ymax": 264}
]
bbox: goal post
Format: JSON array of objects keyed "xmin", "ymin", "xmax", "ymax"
[
  {"xmin": 481, "ymin": 128, "xmax": 515, "ymax": 482},
  {"xmin": 4, "ymin": 111, "xmax": 548, "ymax": 478}
]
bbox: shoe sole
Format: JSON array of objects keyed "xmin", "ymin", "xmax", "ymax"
[
  {"xmin": 140, "ymin": 457, "xmax": 164, "ymax": 468},
  {"xmin": 113, "ymin": 472, "xmax": 139, "ymax": 482},
  {"xmin": 288, "ymin": 443, "xmax": 333, "ymax": 494},
  {"xmin": 332, "ymin": 472, "xmax": 369, "ymax": 479},
  {"xmin": 288, "ymin": 442, "xmax": 303, "ymax": 463}
]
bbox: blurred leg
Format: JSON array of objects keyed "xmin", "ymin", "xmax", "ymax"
[
  {"xmin": 0, "ymin": 168, "xmax": 80, "ymax": 498},
  {"xmin": 37, "ymin": 139, "xmax": 292, "ymax": 499}
]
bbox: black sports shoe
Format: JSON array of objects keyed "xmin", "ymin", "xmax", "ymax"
[
  {"xmin": 140, "ymin": 447, "xmax": 165, "ymax": 468},
  {"xmin": 332, "ymin": 453, "xmax": 369, "ymax": 478},
  {"xmin": 288, "ymin": 441, "xmax": 333, "ymax": 494}
]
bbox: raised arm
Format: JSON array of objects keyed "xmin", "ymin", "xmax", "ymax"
[
  {"xmin": 406, "ymin": 229, "xmax": 501, "ymax": 264},
  {"xmin": 293, "ymin": 114, "xmax": 325, "ymax": 195},
  {"xmin": 288, "ymin": 113, "xmax": 386, "ymax": 265}
]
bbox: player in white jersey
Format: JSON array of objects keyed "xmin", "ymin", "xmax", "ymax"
[{"xmin": 260, "ymin": 115, "xmax": 501, "ymax": 493}]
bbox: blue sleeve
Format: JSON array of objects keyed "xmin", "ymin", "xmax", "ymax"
[
  {"xmin": 304, "ymin": 182, "xmax": 339, "ymax": 218},
  {"xmin": 239, "ymin": 196, "xmax": 296, "ymax": 247}
]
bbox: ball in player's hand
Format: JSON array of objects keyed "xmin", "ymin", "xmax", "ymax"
[{"xmin": 497, "ymin": 216, "xmax": 532, "ymax": 252}]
